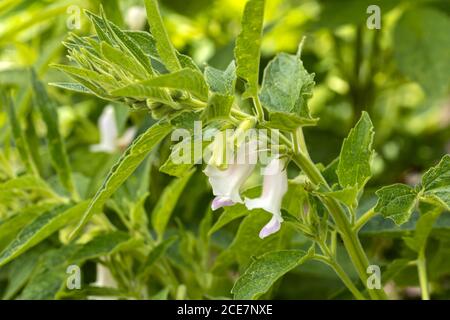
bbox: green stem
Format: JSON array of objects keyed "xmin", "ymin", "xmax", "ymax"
[
  {"xmin": 314, "ymin": 255, "xmax": 366, "ymax": 300},
  {"xmin": 417, "ymin": 251, "xmax": 430, "ymax": 300},
  {"xmin": 353, "ymin": 207, "xmax": 378, "ymax": 232},
  {"xmin": 291, "ymin": 150, "xmax": 387, "ymax": 300},
  {"xmin": 253, "ymin": 96, "xmax": 265, "ymax": 122}
]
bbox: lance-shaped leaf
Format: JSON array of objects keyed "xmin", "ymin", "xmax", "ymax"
[
  {"xmin": 144, "ymin": 0, "xmax": 181, "ymax": 72},
  {"xmin": 113, "ymin": 68, "xmax": 208, "ymax": 101},
  {"xmin": 20, "ymin": 231, "xmax": 133, "ymax": 300},
  {"xmin": 375, "ymin": 184, "xmax": 418, "ymax": 225},
  {"xmin": 151, "ymin": 169, "xmax": 194, "ymax": 239},
  {"xmin": 70, "ymin": 121, "xmax": 172, "ymax": 239},
  {"xmin": 0, "ymin": 202, "xmax": 89, "ymax": 267},
  {"xmin": 231, "ymin": 249, "xmax": 312, "ymax": 300},
  {"xmin": 235, "ymin": 0, "xmax": 265, "ymax": 98},
  {"xmin": 421, "ymin": 155, "xmax": 450, "ymax": 209},
  {"xmin": 337, "ymin": 112, "xmax": 374, "ymax": 189},
  {"xmin": 0, "ymin": 203, "xmax": 57, "ymax": 252},
  {"xmin": 1, "ymin": 90, "xmax": 38, "ymax": 175},
  {"xmin": 31, "ymin": 72, "xmax": 77, "ymax": 198}
]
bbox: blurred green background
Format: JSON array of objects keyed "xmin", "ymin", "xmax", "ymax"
[{"xmin": 0, "ymin": 0, "xmax": 449, "ymax": 299}]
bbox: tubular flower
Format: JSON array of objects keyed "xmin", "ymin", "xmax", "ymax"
[
  {"xmin": 90, "ymin": 105, "xmax": 137, "ymax": 154},
  {"xmin": 204, "ymin": 163, "xmax": 255, "ymax": 210},
  {"xmin": 245, "ymin": 158, "xmax": 288, "ymax": 239},
  {"xmin": 204, "ymin": 139, "xmax": 257, "ymax": 210}
]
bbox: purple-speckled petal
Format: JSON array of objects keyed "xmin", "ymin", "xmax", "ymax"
[
  {"xmin": 259, "ymin": 216, "xmax": 281, "ymax": 239},
  {"xmin": 211, "ymin": 197, "xmax": 235, "ymax": 210}
]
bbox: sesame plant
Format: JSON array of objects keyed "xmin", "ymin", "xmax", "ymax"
[{"xmin": 0, "ymin": 0, "xmax": 449, "ymax": 300}]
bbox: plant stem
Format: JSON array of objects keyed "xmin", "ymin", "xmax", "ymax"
[
  {"xmin": 253, "ymin": 96, "xmax": 265, "ymax": 122},
  {"xmin": 292, "ymin": 151, "xmax": 386, "ymax": 300},
  {"xmin": 314, "ymin": 255, "xmax": 366, "ymax": 300},
  {"xmin": 417, "ymin": 251, "xmax": 430, "ymax": 300},
  {"xmin": 353, "ymin": 207, "xmax": 378, "ymax": 232}
]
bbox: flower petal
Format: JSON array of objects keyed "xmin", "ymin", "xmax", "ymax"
[
  {"xmin": 259, "ymin": 216, "xmax": 282, "ymax": 239},
  {"xmin": 90, "ymin": 105, "xmax": 118, "ymax": 153},
  {"xmin": 211, "ymin": 197, "xmax": 235, "ymax": 210}
]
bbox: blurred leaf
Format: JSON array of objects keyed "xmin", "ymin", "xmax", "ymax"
[
  {"xmin": 403, "ymin": 208, "xmax": 442, "ymax": 253},
  {"xmin": 151, "ymin": 169, "xmax": 194, "ymax": 239},
  {"xmin": 139, "ymin": 235, "xmax": 178, "ymax": 276},
  {"xmin": 31, "ymin": 72, "xmax": 76, "ymax": 197},
  {"xmin": 69, "ymin": 231, "xmax": 132, "ymax": 262},
  {"xmin": 0, "ymin": 202, "xmax": 89, "ymax": 267},
  {"xmin": 71, "ymin": 121, "xmax": 172, "ymax": 238},
  {"xmin": 394, "ymin": 8, "xmax": 450, "ymax": 99},
  {"xmin": 1, "ymin": 90, "xmax": 37, "ymax": 175},
  {"xmin": 0, "ymin": 202, "xmax": 57, "ymax": 252},
  {"xmin": 209, "ymin": 204, "xmax": 249, "ymax": 236}
]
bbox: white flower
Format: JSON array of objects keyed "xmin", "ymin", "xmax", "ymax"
[
  {"xmin": 125, "ymin": 6, "xmax": 147, "ymax": 31},
  {"xmin": 90, "ymin": 263, "xmax": 118, "ymax": 300},
  {"xmin": 204, "ymin": 163, "xmax": 255, "ymax": 210},
  {"xmin": 245, "ymin": 158, "xmax": 288, "ymax": 239},
  {"xmin": 90, "ymin": 105, "xmax": 137, "ymax": 154},
  {"xmin": 204, "ymin": 139, "xmax": 258, "ymax": 210},
  {"xmin": 94, "ymin": 263, "xmax": 117, "ymax": 288}
]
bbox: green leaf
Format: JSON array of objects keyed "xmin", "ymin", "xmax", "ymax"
[
  {"xmin": 213, "ymin": 211, "xmax": 285, "ymax": 271},
  {"xmin": 403, "ymin": 208, "xmax": 442, "ymax": 253},
  {"xmin": 113, "ymin": 68, "xmax": 208, "ymax": 101},
  {"xmin": 1, "ymin": 90, "xmax": 38, "ymax": 175},
  {"xmin": 204, "ymin": 61, "xmax": 236, "ymax": 95},
  {"xmin": 337, "ymin": 112, "xmax": 374, "ymax": 189},
  {"xmin": 375, "ymin": 184, "xmax": 418, "ymax": 225},
  {"xmin": 69, "ymin": 231, "xmax": 132, "ymax": 262},
  {"xmin": 234, "ymin": 0, "xmax": 265, "ymax": 98},
  {"xmin": 202, "ymin": 93, "xmax": 234, "ymax": 122},
  {"xmin": 231, "ymin": 249, "xmax": 312, "ymax": 299},
  {"xmin": 260, "ymin": 52, "xmax": 315, "ymax": 117},
  {"xmin": 320, "ymin": 186, "xmax": 359, "ymax": 208},
  {"xmin": 100, "ymin": 41, "xmax": 148, "ymax": 80},
  {"xmin": 151, "ymin": 169, "xmax": 194, "ymax": 239},
  {"xmin": 3, "ymin": 245, "xmax": 46, "ymax": 299},
  {"xmin": 144, "ymin": 0, "xmax": 181, "ymax": 72},
  {"xmin": 421, "ymin": 155, "xmax": 450, "ymax": 210},
  {"xmin": 264, "ymin": 112, "xmax": 317, "ymax": 130},
  {"xmin": 71, "ymin": 122, "xmax": 172, "ymax": 239},
  {"xmin": 139, "ymin": 235, "xmax": 178, "ymax": 276},
  {"xmin": 0, "ymin": 203, "xmax": 57, "ymax": 252},
  {"xmin": 19, "ymin": 245, "xmax": 78, "ymax": 300},
  {"xmin": 48, "ymin": 82, "xmax": 92, "ymax": 94},
  {"xmin": 52, "ymin": 64, "xmax": 117, "ymax": 89},
  {"xmin": 31, "ymin": 72, "xmax": 77, "ymax": 197},
  {"xmin": 394, "ymin": 8, "xmax": 450, "ymax": 99},
  {"xmin": 0, "ymin": 202, "xmax": 89, "ymax": 267},
  {"xmin": 101, "ymin": 12, "xmax": 155, "ymax": 76},
  {"xmin": 208, "ymin": 204, "xmax": 249, "ymax": 236}
]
